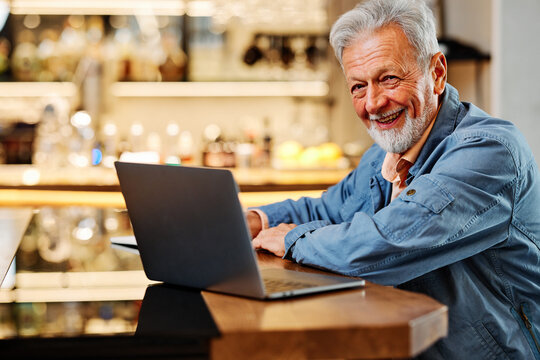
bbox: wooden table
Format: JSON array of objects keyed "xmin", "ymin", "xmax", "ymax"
[
  {"xmin": 204, "ymin": 252, "xmax": 448, "ymax": 359},
  {"xmin": 0, "ymin": 206, "xmax": 447, "ymax": 359}
]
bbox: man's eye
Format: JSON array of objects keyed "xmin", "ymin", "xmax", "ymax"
[
  {"xmin": 351, "ymin": 84, "xmax": 365, "ymax": 93},
  {"xmin": 383, "ymin": 75, "xmax": 399, "ymax": 83}
]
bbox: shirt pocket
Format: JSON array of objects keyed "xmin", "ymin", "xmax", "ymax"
[
  {"xmin": 398, "ymin": 175, "xmax": 455, "ymax": 214},
  {"xmin": 339, "ymin": 192, "xmax": 371, "ymax": 222},
  {"xmin": 472, "ymin": 321, "xmax": 512, "ymax": 360}
]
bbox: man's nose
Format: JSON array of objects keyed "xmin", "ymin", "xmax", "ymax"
[{"xmin": 365, "ymin": 85, "xmax": 387, "ymax": 114}]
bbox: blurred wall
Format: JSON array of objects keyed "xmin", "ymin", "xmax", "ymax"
[
  {"xmin": 492, "ymin": 0, "xmax": 540, "ymax": 163},
  {"xmin": 443, "ymin": 0, "xmax": 492, "ymax": 113},
  {"xmin": 444, "ymin": 0, "xmax": 492, "ymax": 54}
]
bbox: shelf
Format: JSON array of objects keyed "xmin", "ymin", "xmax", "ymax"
[
  {"xmin": 9, "ymin": 0, "xmax": 185, "ymax": 16},
  {"xmin": 0, "ymin": 81, "xmax": 330, "ymax": 99},
  {"xmin": 0, "ymin": 81, "xmax": 328, "ymax": 99},
  {"xmin": 110, "ymin": 81, "xmax": 330, "ymax": 98},
  {"xmin": 0, "ymin": 82, "xmax": 78, "ymax": 98},
  {"xmin": 438, "ymin": 38, "xmax": 491, "ymax": 61}
]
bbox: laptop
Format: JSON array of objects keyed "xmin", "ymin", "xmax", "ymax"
[
  {"xmin": 114, "ymin": 161, "xmax": 365, "ymax": 299},
  {"xmin": 1, "ymin": 208, "xmax": 33, "ymax": 287}
]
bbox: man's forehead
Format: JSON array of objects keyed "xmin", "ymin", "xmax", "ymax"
[{"xmin": 342, "ymin": 26, "xmax": 416, "ymax": 75}]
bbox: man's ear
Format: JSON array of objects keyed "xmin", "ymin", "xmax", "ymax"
[{"xmin": 430, "ymin": 52, "xmax": 447, "ymax": 95}]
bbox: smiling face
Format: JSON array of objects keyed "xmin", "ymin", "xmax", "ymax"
[{"xmin": 343, "ymin": 25, "xmax": 446, "ymax": 154}]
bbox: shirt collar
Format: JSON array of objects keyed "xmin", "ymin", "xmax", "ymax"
[{"xmin": 408, "ymin": 84, "xmax": 462, "ymax": 177}]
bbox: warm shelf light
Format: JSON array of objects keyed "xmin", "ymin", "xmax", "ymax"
[
  {"xmin": 10, "ymin": 0, "xmax": 186, "ymax": 16},
  {"xmin": 0, "ymin": 82, "xmax": 77, "ymax": 98},
  {"xmin": 186, "ymin": 0, "xmax": 214, "ymax": 17}
]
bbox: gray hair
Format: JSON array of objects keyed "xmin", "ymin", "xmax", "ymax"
[{"xmin": 329, "ymin": 0, "xmax": 439, "ymax": 70}]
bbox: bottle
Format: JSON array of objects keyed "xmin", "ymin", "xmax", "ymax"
[
  {"xmin": 178, "ymin": 130, "xmax": 194, "ymax": 165},
  {"xmin": 261, "ymin": 117, "xmax": 273, "ymax": 167},
  {"xmin": 202, "ymin": 124, "xmax": 222, "ymax": 167},
  {"xmin": 201, "ymin": 124, "xmax": 236, "ymax": 168}
]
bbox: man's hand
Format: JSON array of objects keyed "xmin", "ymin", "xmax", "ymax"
[{"xmin": 251, "ymin": 223, "xmax": 297, "ymax": 257}]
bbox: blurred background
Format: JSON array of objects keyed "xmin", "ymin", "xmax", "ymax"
[{"xmin": 0, "ymin": 0, "xmax": 537, "ymax": 173}]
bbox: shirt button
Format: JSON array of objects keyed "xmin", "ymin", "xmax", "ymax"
[{"xmin": 406, "ymin": 189, "xmax": 416, "ymax": 196}]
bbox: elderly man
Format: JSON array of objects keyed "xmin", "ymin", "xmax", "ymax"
[{"xmin": 247, "ymin": 0, "xmax": 540, "ymax": 359}]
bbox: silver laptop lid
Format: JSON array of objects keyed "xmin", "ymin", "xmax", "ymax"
[{"xmin": 115, "ymin": 162, "xmax": 266, "ymax": 298}]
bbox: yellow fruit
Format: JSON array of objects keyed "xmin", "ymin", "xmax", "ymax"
[
  {"xmin": 298, "ymin": 146, "xmax": 321, "ymax": 167},
  {"xmin": 276, "ymin": 140, "xmax": 304, "ymax": 160},
  {"xmin": 317, "ymin": 142, "xmax": 343, "ymax": 161}
]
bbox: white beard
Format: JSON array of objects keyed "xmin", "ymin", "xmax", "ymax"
[{"xmin": 367, "ymin": 107, "xmax": 433, "ymax": 154}]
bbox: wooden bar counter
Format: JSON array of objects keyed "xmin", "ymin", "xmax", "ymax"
[
  {"xmin": 0, "ymin": 165, "xmax": 350, "ymax": 192},
  {"xmin": 0, "ymin": 189, "xmax": 324, "ymax": 208}
]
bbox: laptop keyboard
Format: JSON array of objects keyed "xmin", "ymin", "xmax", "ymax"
[{"xmin": 263, "ymin": 278, "xmax": 316, "ymax": 293}]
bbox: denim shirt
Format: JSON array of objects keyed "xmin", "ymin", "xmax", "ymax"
[{"xmin": 258, "ymin": 85, "xmax": 540, "ymax": 359}]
